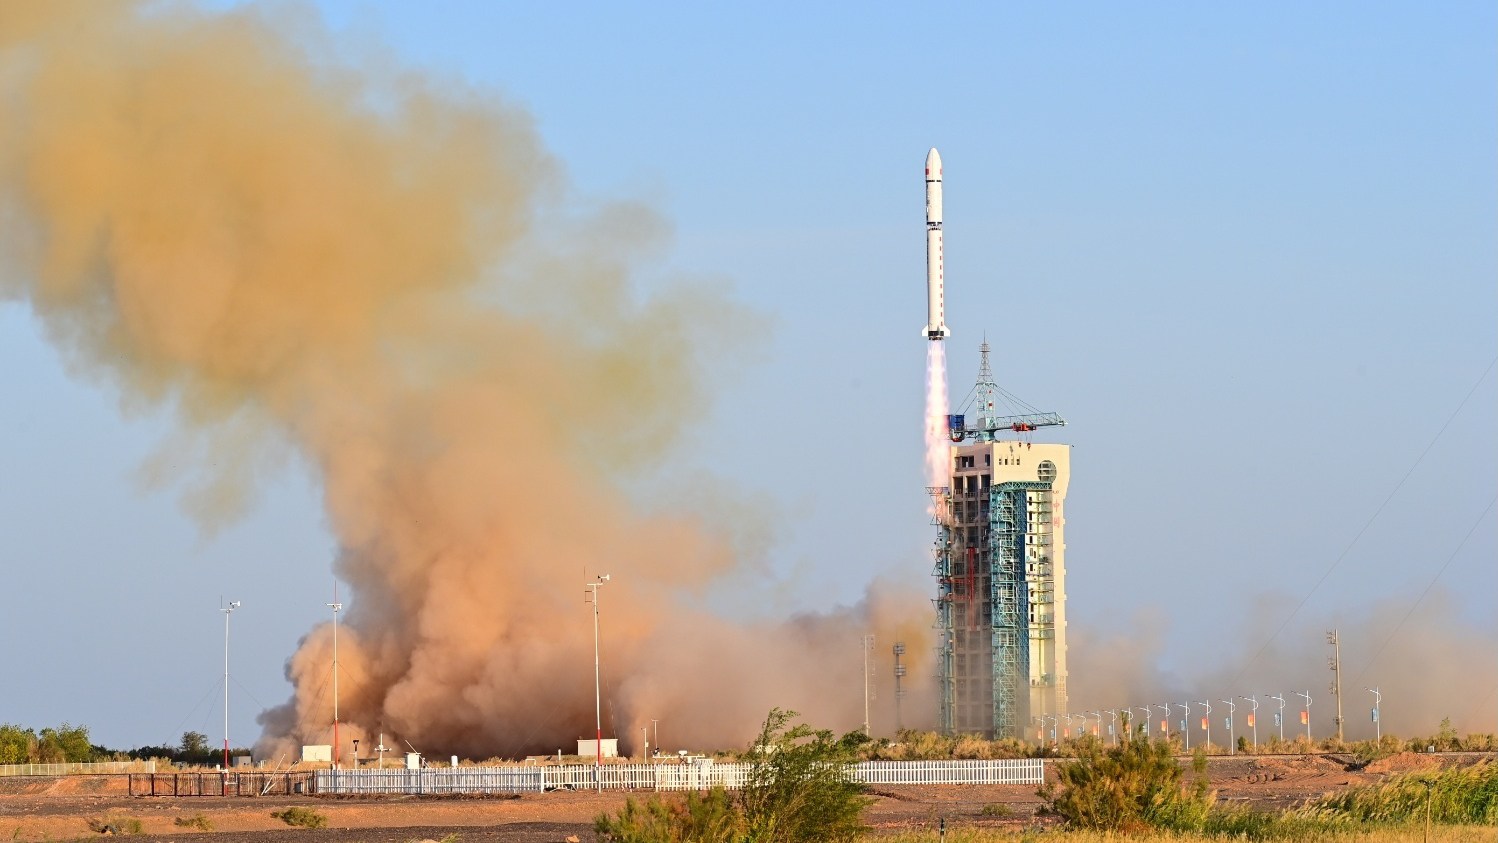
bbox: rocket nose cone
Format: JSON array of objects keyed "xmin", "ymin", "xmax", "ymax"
[{"xmin": 926, "ymin": 148, "xmax": 942, "ymax": 176}]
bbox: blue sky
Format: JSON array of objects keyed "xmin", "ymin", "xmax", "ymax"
[{"xmin": 1, "ymin": 1, "xmax": 1493, "ymax": 749}]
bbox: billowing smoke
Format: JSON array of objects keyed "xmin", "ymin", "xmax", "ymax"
[
  {"xmin": 0, "ymin": 1, "xmax": 933, "ymax": 757},
  {"xmin": 1066, "ymin": 588, "xmax": 1498, "ymax": 739}
]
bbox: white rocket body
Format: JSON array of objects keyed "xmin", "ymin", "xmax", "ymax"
[{"xmin": 924, "ymin": 147, "xmax": 949, "ymax": 340}]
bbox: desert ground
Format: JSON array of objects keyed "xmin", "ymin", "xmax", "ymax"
[{"xmin": 1, "ymin": 752, "xmax": 1489, "ymax": 841}]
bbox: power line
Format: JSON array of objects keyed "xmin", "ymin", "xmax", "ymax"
[
  {"xmin": 1350, "ymin": 495, "xmax": 1496, "ymax": 686},
  {"xmin": 1228, "ymin": 354, "xmax": 1497, "ymax": 686}
]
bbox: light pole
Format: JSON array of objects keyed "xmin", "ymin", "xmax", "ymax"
[
  {"xmin": 1176, "ymin": 703, "xmax": 1191, "ymax": 751},
  {"xmin": 1045, "ymin": 714, "xmax": 1058, "ymax": 746},
  {"xmin": 861, "ymin": 634, "xmax": 875, "ymax": 735},
  {"xmin": 1197, "ymin": 700, "xmax": 1211, "ymax": 750},
  {"xmin": 1155, "ymin": 704, "xmax": 1172, "ymax": 744},
  {"xmin": 585, "ymin": 574, "xmax": 610, "ymax": 792},
  {"xmin": 1295, "ymin": 690, "xmax": 1312, "ymax": 743},
  {"xmin": 221, "ymin": 600, "xmax": 241, "ymax": 770},
  {"xmin": 1220, "ymin": 699, "xmax": 1237, "ymax": 755},
  {"xmin": 327, "ymin": 591, "xmax": 342, "ymax": 768},
  {"xmin": 1241, "ymin": 696, "xmax": 1259, "ymax": 750},
  {"xmin": 351, "ymin": 738, "xmax": 358, "ymax": 770},
  {"xmin": 1266, "ymin": 693, "xmax": 1286, "ymax": 742},
  {"xmin": 1135, "ymin": 707, "xmax": 1151, "ymax": 741},
  {"xmin": 1367, "ymin": 688, "xmax": 1381, "ymax": 742},
  {"xmin": 1104, "ymin": 710, "xmax": 1118, "ymax": 746},
  {"xmin": 651, "ymin": 719, "xmax": 659, "ymax": 759},
  {"xmin": 1062, "ymin": 713, "xmax": 1074, "ymax": 740},
  {"xmin": 1088, "ymin": 711, "xmax": 1101, "ymax": 738}
]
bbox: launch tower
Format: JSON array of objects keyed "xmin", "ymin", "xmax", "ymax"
[{"xmin": 932, "ymin": 343, "xmax": 1070, "ymax": 739}]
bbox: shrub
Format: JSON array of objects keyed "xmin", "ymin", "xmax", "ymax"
[
  {"xmin": 173, "ymin": 813, "xmax": 213, "ymax": 831},
  {"xmin": 596, "ymin": 787, "xmax": 741, "ymax": 843},
  {"xmin": 596, "ymin": 708, "xmax": 872, "ymax": 843},
  {"xmin": 1039, "ymin": 736, "xmax": 1211, "ymax": 833},
  {"xmin": 1302, "ymin": 761, "xmax": 1498, "ymax": 825},
  {"xmin": 271, "ymin": 807, "xmax": 328, "ymax": 828},
  {"xmin": 87, "ymin": 817, "xmax": 144, "ymax": 835},
  {"xmin": 978, "ymin": 803, "xmax": 1014, "ymax": 817}
]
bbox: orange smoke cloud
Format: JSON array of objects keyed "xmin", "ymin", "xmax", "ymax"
[{"xmin": 0, "ymin": 1, "xmax": 933, "ymax": 757}]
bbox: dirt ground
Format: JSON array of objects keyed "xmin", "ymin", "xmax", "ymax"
[{"xmin": 1, "ymin": 753, "xmax": 1490, "ymax": 841}]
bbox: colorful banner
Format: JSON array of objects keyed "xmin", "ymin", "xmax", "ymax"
[
  {"xmin": 1301, "ymin": 710, "xmax": 1309, "ymax": 725},
  {"xmin": 1247, "ymin": 714, "xmax": 1255, "ymax": 728}
]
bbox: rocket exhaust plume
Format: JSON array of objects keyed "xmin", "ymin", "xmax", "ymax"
[
  {"xmin": 0, "ymin": 1, "xmax": 934, "ymax": 756},
  {"xmin": 924, "ymin": 342, "xmax": 949, "ymax": 491}
]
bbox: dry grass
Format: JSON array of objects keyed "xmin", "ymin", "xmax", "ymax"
[{"xmin": 872, "ymin": 827, "xmax": 1497, "ymax": 842}]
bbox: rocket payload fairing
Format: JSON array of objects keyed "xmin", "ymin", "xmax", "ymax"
[{"xmin": 923, "ymin": 148, "xmax": 949, "ymax": 340}]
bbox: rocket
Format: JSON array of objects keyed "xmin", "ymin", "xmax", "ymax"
[{"xmin": 923, "ymin": 147, "xmax": 949, "ymax": 340}]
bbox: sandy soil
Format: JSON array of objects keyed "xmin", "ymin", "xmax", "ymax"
[{"xmin": 0, "ymin": 753, "xmax": 1489, "ymax": 841}]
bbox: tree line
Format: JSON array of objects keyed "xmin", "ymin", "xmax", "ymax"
[{"xmin": 1, "ymin": 724, "xmax": 245, "ymax": 766}]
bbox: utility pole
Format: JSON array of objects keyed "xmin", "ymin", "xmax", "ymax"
[
  {"xmin": 861, "ymin": 634, "xmax": 875, "ymax": 735},
  {"xmin": 1327, "ymin": 629, "xmax": 1344, "ymax": 741},
  {"xmin": 221, "ymin": 599, "xmax": 241, "ymax": 771},
  {"xmin": 328, "ymin": 588, "xmax": 342, "ymax": 769},
  {"xmin": 892, "ymin": 642, "xmax": 906, "ymax": 733},
  {"xmin": 585, "ymin": 574, "xmax": 611, "ymax": 792}
]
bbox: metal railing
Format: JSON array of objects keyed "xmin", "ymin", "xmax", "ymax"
[
  {"xmin": 0, "ymin": 760, "xmax": 155, "ymax": 777},
  {"xmin": 315, "ymin": 758, "xmax": 1045, "ymax": 795}
]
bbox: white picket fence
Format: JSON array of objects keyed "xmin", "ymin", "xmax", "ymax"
[
  {"xmin": 0, "ymin": 760, "xmax": 155, "ymax": 777},
  {"xmin": 315, "ymin": 758, "xmax": 1044, "ymax": 795}
]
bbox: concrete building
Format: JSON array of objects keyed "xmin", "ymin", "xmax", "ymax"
[{"xmin": 934, "ymin": 345, "xmax": 1069, "ymax": 739}]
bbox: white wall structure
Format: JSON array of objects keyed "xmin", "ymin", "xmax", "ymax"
[{"xmin": 577, "ymin": 738, "xmax": 619, "ymax": 758}]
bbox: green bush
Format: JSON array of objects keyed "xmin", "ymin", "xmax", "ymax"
[
  {"xmin": 978, "ymin": 803, "xmax": 1014, "ymax": 817},
  {"xmin": 596, "ymin": 708, "xmax": 871, "ymax": 843},
  {"xmin": 271, "ymin": 807, "xmax": 328, "ymax": 828},
  {"xmin": 1302, "ymin": 761, "xmax": 1498, "ymax": 825},
  {"xmin": 1039, "ymin": 736, "xmax": 1211, "ymax": 833},
  {"xmin": 596, "ymin": 787, "xmax": 741, "ymax": 843}
]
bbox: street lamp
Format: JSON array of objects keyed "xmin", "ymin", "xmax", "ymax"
[
  {"xmin": 1175, "ymin": 703, "xmax": 1191, "ymax": 751},
  {"xmin": 221, "ymin": 600, "xmax": 241, "ymax": 770},
  {"xmin": 1366, "ymin": 688, "xmax": 1382, "ymax": 741},
  {"xmin": 1295, "ymin": 691, "xmax": 1312, "ymax": 742},
  {"xmin": 651, "ymin": 719, "xmax": 659, "ymax": 759},
  {"xmin": 1241, "ymin": 695, "xmax": 1260, "ymax": 750},
  {"xmin": 327, "ymin": 592, "xmax": 342, "ymax": 768},
  {"xmin": 585, "ymin": 574, "xmax": 611, "ymax": 792},
  {"xmin": 1103, "ymin": 710, "xmax": 1118, "ymax": 746},
  {"xmin": 1220, "ymin": 699, "xmax": 1237, "ymax": 755},
  {"xmin": 1135, "ymin": 707, "xmax": 1151, "ymax": 741},
  {"xmin": 351, "ymin": 738, "xmax": 359, "ymax": 770},
  {"xmin": 1266, "ymin": 693, "xmax": 1286, "ymax": 742},
  {"xmin": 1088, "ymin": 711, "xmax": 1102, "ymax": 738},
  {"xmin": 1197, "ymin": 700, "xmax": 1212, "ymax": 750},
  {"xmin": 1155, "ymin": 704, "xmax": 1172, "ymax": 743}
]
